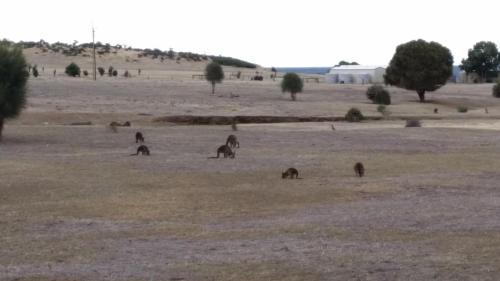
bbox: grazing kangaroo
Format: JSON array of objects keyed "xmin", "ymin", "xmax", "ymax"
[
  {"xmin": 208, "ymin": 145, "xmax": 235, "ymax": 159},
  {"xmin": 131, "ymin": 145, "xmax": 150, "ymax": 156},
  {"xmin": 354, "ymin": 162, "xmax": 365, "ymax": 177},
  {"xmin": 135, "ymin": 132, "xmax": 144, "ymax": 143},
  {"xmin": 226, "ymin": 135, "xmax": 240, "ymax": 148},
  {"xmin": 282, "ymin": 168, "xmax": 300, "ymax": 179},
  {"xmin": 434, "ymin": 108, "xmax": 438, "ymax": 114}
]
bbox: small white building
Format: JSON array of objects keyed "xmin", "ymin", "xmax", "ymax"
[{"xmin": 326, "ymin": 65, "xmax": 386, "ymax": 84}]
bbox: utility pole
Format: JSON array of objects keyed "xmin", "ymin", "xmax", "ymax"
[{"xmin": 92, "ymin": 27, "xmax": 97, "ymax": 81}]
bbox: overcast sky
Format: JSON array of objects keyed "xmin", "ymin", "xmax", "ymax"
[{"xmin": 2, "ymin": 0, "xmax": 499, "ymax": 67}]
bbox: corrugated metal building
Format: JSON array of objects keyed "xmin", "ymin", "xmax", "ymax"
[{"xmin": 326, "ymin": 65, "xmax": 386, "ymax": 84}]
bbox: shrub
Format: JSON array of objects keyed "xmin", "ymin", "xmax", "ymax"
[
  {"xmin": 457, "ymin": 106, "xmax": 468, "ymax": 113},
  {"xmin": 345, "ymin": 108, "xmax": 364, "ymax": 122},
  {"xmin": 123, "ymin": 70, "xmax": 131, "ymax": 78},
  {"xmin": 112, "ymin": 70, "xmax": 118, "ymax": 77},
  {"xmin": 366, "ymin": 84, "xmax": 391, "ymax": 105},
  {"xmin": 32, "ymin": 65, "xmax": 39, "ymax": 77},
  {"xmin": 493, "ymin": 82, "xmax": 500, "ymax": 98},
  {"xmin": 377, "ymin": 104, "xmax": 386, "ymax": 114},
  {"xmin": 97, "ymin": 67, "xmax": 105, "ymax": 76},
  {"xmin": 83, "ymin": 70, "xmax": 89, "ymax": 76},
  {"xmin": 65, "ymin": 62, "xmax": 80, "ymax": 77},
  {"xmin": 405, "ymin": 119, "xmax": 421, "ymax": 127}
]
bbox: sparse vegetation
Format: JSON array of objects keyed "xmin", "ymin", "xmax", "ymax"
[
  {"xmin": 83, "ymin": 70, "xmax": 89, "ymax": 76},
  {"xmin": 205, "ymin": 62, "xmax": 224, "ymax": 94},
  {"xmin": 345, "ymin": 108, "xmax": 364, "ymax": 122},
  {"xmin": 0, "ymin": 45, "xmax": 29, "ymax": 140},
  {"xmin": 65, "ymin": 62, "xmax": 81, "ymax": 77},
  {"xmin": 385, "ymin": 39, "xmax": 453, "ymax": 102},
  {"xmin": 112, "ymin": 70, "xmax": 118, "ymax": 77},
  {"xmin": 457, "ymin": 106, "xmax": 468, "ymax": 113},
  {"xmin": 281, "ymin": 73, "xmax": 303, "ymax": 101},
  {"xmin": 405, "ymin": 119, "xmax": 422, "ymax": 127}
]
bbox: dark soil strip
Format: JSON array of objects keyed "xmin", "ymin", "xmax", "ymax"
[{"xmin": 153, "ymin": 115, "xmax": 500, "ymax": 125}]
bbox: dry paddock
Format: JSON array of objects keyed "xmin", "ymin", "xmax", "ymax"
[{"xmin": 2, "ymin": 121, "xmax": 500, "ymax": 281}]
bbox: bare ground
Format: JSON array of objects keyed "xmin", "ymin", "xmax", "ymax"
[{"xmin": 2, "ymin": 70, "xmax": 500, "ymax": 280}]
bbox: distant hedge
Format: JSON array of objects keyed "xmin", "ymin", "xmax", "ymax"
[{"xmin": 210, "ymin": 56, "xmax": 257, "ymax": 69}]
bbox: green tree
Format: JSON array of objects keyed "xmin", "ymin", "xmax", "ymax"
[
  {"xmin": 281, "ymin": 72, "xmax": 303, "ymax": 101},
  {"xmin": 205, "ymin": 62, "xmax": 224, "ymax": 94},
  {"xmin": 384, "ymin": 39, "xmax": 453, "ymax": 102},
  {"xmin": 0, "ymin": 46, "xmax": 29, "ymax": 140},
  {"xmin": 460, "ymin": 41, "xmax": 500, "ymax": 82},
  {"xmin": 65, "ymin": 62, "xmax": 81, "ymax": 77}
]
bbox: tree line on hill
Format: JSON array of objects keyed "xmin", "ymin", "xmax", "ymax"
[{"xmin": 0, "ymin": 39, "xmax": 257, "ymax": 69}]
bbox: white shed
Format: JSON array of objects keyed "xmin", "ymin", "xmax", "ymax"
[{"xmin": 326, "ymin": 65, "xmax": 386, "ymax": 84}]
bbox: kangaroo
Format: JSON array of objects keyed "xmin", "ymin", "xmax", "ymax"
[
  {"xmin": 282, "ymin": 168, "xmax": 300, "ymax": 179},
  {"xmin": 131, "ymin": 145, "xmax": 150, "ymax": 156},
  {"xmin": 434, "ymin": 108, "xmax": 438, "ymax": 114},
  {"xmin": 354, "ymin": 162, "xmax": 365, "ymax": 177},
  {"xmin": 135, "ymin": 132, "xmax": 145, "ymax": 143},
  {"xmin": 226, "ymin": 135, "xmax": 240, "ymax": 148},
  {"xmin": 208, "ymin": 145, "xmax": 235, "ymax": 159}
]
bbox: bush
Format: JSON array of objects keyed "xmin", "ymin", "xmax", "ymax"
[
  {"xmin": 366, "ymin": 84, "xmax": 391, "ymax": 105},
  {"xmin": 405, "ymin": 119, "xmax": 422, "ymax": 127},
  {"xmin": 65, "ymin": 62, "xmax": 80, "ymax": 77},
  {"xmin": 32, "ymin": 65, "xmax": 39, "ymax": 77},
  {"xmin": 123, "ymin": 70, "xmax": 131, "ymax": 78},
  {"xmin": 112, "ymin": 70, "xmax": 118, "ymax": 77},
  {"xmin": 83, "ymin": 70, "xmax": 89, "ymax": 76},
  {"xmin": 345, "ymin": 108, "xmax": 364, "ymax": 122},
  {"xmin": 377, "ymin": 104, "xmax": 386, "ymax": 114},
  {"xmin": 457, "ymin": 106, "xmax": 468, "ymax": 113},
  {"xmin": 97, "ymin": 67, "xmax": 105, "ymax": 76},
  {"xmin": 493, "ymin": 82, "xmax": 500, "ymax": 98}
]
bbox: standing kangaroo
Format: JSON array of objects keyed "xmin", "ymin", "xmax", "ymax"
[
  {"xmin": 208, "ymin": 145, "xmax": 235, "ymax": 159},
  {"xmin": 135, "ymin": 132, "xmax": 145, "ymax": 143},
  {"xmin": 226, "ymin": 135, "xmax": 240, "ymax": 148},
  {"xmin": 282, "ymin": 168, "xmax": 300, "ymax": 179},
  {"xmin": 131, "ymin": 145, "xmax": 150, "ymax": 156},
  {"xmin": 354, "ymin": 162, "xmax": 365, "ymax": 177}
]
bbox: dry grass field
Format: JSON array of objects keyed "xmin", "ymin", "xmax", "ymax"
[{"xmin": 2, "ymin": 49, "xmax": 500, "ymax": 280}]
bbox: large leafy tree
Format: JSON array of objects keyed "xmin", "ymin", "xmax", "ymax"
[
  {"xmin": 0, "ymin": 46, "xmax": 29, "ymax": 141},
  {"xmin": 384, "ymin": 39, "xmax": 453, "ymax": 102},
  {"xmin": 281, "ymin": 72, "xmax": 303, "ymax": 101},
  {"xmin": 460, "ymin": 41, "xmax": 500, "ymax": 81},
  {"xmin": 205, "ymin": 62, "xmax": 224, "ymax": 94}
]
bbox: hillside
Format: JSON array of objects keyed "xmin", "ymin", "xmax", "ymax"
[{"xmin": 1, "ymin": 39, "xmax": 263, "ymax": 76}]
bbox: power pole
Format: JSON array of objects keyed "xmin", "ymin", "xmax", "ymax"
[{"xmin": 92, "ymin": 27, "xmax": 97, "ymax": 81}]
